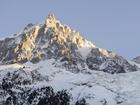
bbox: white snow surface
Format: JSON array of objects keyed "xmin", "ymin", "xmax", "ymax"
[
  {"xmin": 78, "ymin": 47, "xmax": 92, "ymax": 59},
  {"xmin": 1, "ymin": 60, "xmax": 140, "ymax": 105},
  {"xmin": 129, "ymin": 61, "xmax": 140, "ymax": 68}
]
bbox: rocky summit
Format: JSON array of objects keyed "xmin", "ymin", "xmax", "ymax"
[
  {"xmin": 0, "ymin": 14, "xmax": 138, "ymax": 74},
  {"xmin": 0, "ymin": 14, "xmax": 140, "ymax": 105}
]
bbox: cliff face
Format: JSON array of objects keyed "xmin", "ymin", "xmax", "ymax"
[
  {"xmin": 0, "ymin": 14, "xmax": 140, "ymax": 105},
  {"xmin": 0, "ymin": 15, "xmax": 95, "ymax": 63},
  {"xmin": 0, "ymin": 14, "xmax": 138, "ymax": 74}
]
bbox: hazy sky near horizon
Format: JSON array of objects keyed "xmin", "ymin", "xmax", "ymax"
[{"xmin": 0, "ymin": 0, "xmax": 140, "ymax": 59}]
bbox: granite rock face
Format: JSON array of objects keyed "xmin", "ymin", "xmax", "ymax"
[
  {"xmin": 0, "ymin": 14, "xmax": 140, "ymax": 105},
  {"xmin": 0, "ymin": 14, "xmax": 138, "ymax": 74}
]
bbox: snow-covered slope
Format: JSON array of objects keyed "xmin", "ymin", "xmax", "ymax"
[
  {"xmin": 0, "ymin": 14, "xmax": 140, "ymax": 105},
  {"xmin": 0, "ymin": 60, "xmax": 140, "ymax": 105},
  {"xmin": 132, "ymin": 56, "xmax": 140, "ymax": 64}
]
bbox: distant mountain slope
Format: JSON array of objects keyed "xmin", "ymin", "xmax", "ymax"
[{"xmin": 132, "ymin": 56, "xmax": 140, "ymax": 64}]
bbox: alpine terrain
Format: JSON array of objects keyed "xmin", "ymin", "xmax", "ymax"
[{"xmin": 0, "ymin": 14, "xmax": 140, "ymax": 105}]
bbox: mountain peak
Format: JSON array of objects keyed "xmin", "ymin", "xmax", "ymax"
[
  {"xmin": 47, "ymin": 14, "xmax": 57, "ymax": 22},
  {"xmin": 44, "ymin": 14, "xmax": 72, "ymax": 36},
  {"xmin": 1, "ymin": 14, "xmax": 140, "ymax": 105},
  {"xmin": 45, "ymin": 14, "xmax": 58, "ymax": 28},
  {"xmin": 0, "ymin": 14, "xmax": 95, "ymax": 64},
  {"xmin": 0, "ymin": 14, "xmax": 138, "ymax": 75}
]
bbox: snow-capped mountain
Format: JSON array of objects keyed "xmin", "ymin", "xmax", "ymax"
[
  {"xmin": 0, "ymin": 14, "xmax": 138, "ymax": 74},
  {"xmin": 132, "ymin": 56, "xmax": 140, "ymax": 64},
  {"xmin": 0, "ymin": 14, "xmax": 140, "ymax": 105}
]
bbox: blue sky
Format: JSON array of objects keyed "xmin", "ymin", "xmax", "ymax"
[{"xmin": 0, "ymin": 0, "xmax": 140, "ymax": 59}]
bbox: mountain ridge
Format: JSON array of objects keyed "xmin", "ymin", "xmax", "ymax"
[
  {"xmin": 0, "ymin": 14, "xmax": 140, "ymax": 105},
  {"xmin": 0, "ymin": 14, "xmax": 138, "ymax": 74}
]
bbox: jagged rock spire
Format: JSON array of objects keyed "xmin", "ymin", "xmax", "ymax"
[
  {"xmin": 0, "ymin": 14, "xmax": 96, "ymax": 64},
  {"xmin": 48, "ymin": 14, "xmax": 57, "ymax": 20},
  {"xmin": 45, "ymin": 14, "xmax": 59, "ymax": 28},
  {"xmin": 0, "ymin": 14, "xmax": 139, "ymax": 74}
]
